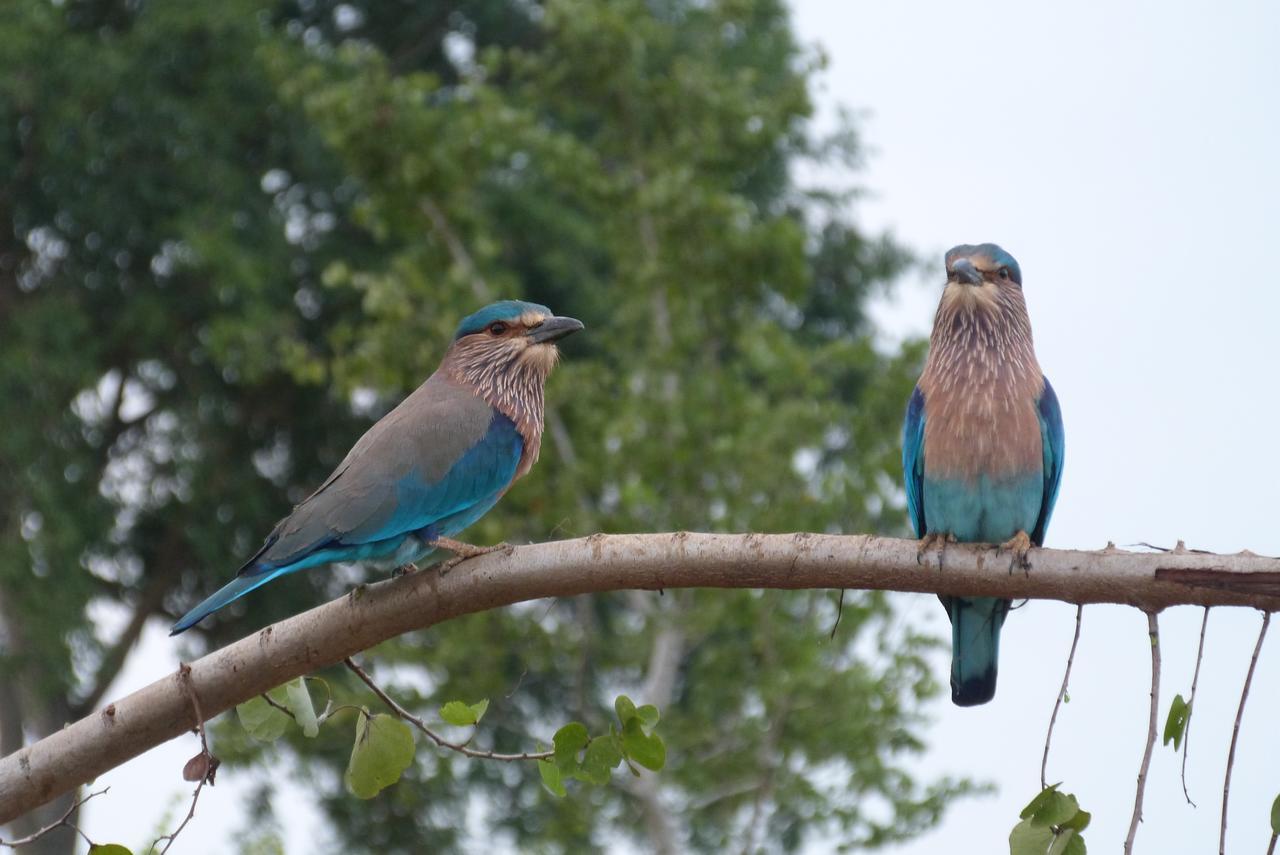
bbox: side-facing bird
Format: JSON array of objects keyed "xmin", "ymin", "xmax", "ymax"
[
  {"xmin": 902, "ymin": 244, "xmax": 1064, "ymax": 706},
  {"xmin": 171, "ymin": 300, "xmax": 583, "ymax": 635}
]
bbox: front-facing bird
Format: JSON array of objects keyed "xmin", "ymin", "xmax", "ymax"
[
  {"xmin": 170, "ymin": 301, "xmax": 583, "ymax": 634},
  {"xmin": 902, "ymin": 245, "xmax": 1064, "ymax": 706}
]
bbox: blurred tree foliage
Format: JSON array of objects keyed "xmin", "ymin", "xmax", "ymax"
[{"xmin": 0, "ymin": 0, "xmax": 972, "ymax": 852}]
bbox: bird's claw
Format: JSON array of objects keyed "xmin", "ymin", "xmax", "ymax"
[
  {"xmin": 999, "ymin": 530, "xmax": 1033, "ymax": 575},
  {"xmin": 916, "ymin": 532, "xmax": 956, "ymax": 570},
  {"xmin": 433, "ymin": 538, "xmax": 515, "ymax": 575},
  {"xmin": 392, "ymin": 562, "xmax": 421, "ymax": 578},
  {"xmin": 433, "ymin": 536, "xmax": 511, "ymax": 559}
]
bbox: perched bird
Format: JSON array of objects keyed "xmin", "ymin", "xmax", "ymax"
[
  {"xmin": 902, "ymin": 244, "xmax": 1064, "ymax": 706},
  {"xmin": 171, "ymin": 300, "xmax": 583, "ymax": 634}
]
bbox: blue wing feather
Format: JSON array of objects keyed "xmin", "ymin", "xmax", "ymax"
[
  {"xmin": 170, "ymin": 413, "xmax": 524, "ymax": 634},
  {"xmin": 348, "ymin": 413, "xmax": 523, "ymax": 547},
  {"xmin": 1032, "ymin": 376, "xmax": 1065, "ymax": 546},
  {"xmin": 903, "ymin": 386, "xmax": 926, "ymax": 538}
]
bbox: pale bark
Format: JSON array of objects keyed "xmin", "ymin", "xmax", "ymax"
[{"xmin": 3, "ymin": 532, "xmax": 1280, "ymax": 824}]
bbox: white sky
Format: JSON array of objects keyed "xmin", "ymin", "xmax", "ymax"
[
  {"xmin": 70, "ymin": 1, "xmax": 1280, "ymax": 853},
  {"xmin": 790, "ymin": 0, "xmax": 1280, "ymax": 852}
]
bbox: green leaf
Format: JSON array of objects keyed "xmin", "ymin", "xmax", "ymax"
[
  {"xmin": 1047, "ymin": 829, "xmax": 1077, "ymax": 855},
  {"xmin": 285, "ymin": 678, "xmax": 319, "ymax": 738},
  {"xmin": 88, "ymin": 846, "xmax": 134, "ymax": 855},
  {"xmin": 580, "ymin": 735, "xmax": 624, "ymax": 785},
  {"xmin": 635, "ymin": 704, "xmax": 660, "ymax": 727},
  {"xmin": 1034, "ymin": 792, "xmax": 1081, "ymax": 828},
  {"xmin": 621, "ymin": 716, "xmax": 666, "ymax": 771},
  {"xmin": 614, "ymin": 695, "xmax": 637, "ymax": 725},
  {"xmin": 538, "ymin": 758, "xmax": 566, "ymax": 798},
  {"xmin": 236, "ymin": 691, "xmax": 290, "ymax": 742},
  {"xmin": 1018, "ymin": 785, "xmax": 1079, "ymax": 829},
  {"xmin": 344, "ymin": 711, "xmax": 415, "ymax": 799},
  {"xmin": 553, "ymin": 722, "xmax": 589, "ymax": 772},
  {"xmin": 1271, "ymin": 793, "xmax": 1280, "ymax": 835},
  {"xmin": 440, "ymin": 700, "xmax": 482, "ymax": 727},
  {"xmin": 1163, "ymin": 694, "xmax": 1190, "ymax": 750},
  {"xmin": 1063, "ymin": 835, "xmax": 1087, "ymax": 855},
  {"xmin": 468, "ymin": 699, "xmax": 489, "ymax": 724},
  {"xmin": 1010, "ymin": 819, "xmax": 1055, "ymax": 855},
  {"xmin": 1060, "ymin": 809, "xmax": 1091, "ymax": 833},
  {"xmin": 1019, "ymin": 785, "xmax": 1062, "ymax": 822}
]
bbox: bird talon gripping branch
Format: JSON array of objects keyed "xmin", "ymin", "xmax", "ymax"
[
  {"xmin": 916, "ymin": 532, "xmax": 955, "ymax": 570},
  {"xmin": 901, "ymin": 245, "xmax": 1064, "ymax": 706},
  {"xmin": 432, "ymin": 537, "xmax": 516, "ymax": 561},
  {"xmin": 915, "ymin": 532, "xmax": 938, "ymax": 566},
  {"xmin": 169, "ymin": 302, "xmax": 582, "ymax": 634},
  {"xmin": 999, "ymin": 530, "xmax": 1034, "ymax": 575}
]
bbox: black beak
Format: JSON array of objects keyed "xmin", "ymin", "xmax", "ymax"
[
  {"xmin": 528, "ymin": 315, "xmax": 584, "ymax": 344},
  {"xmin": 951, "ymin": 258, "xmax": 981, "ymax": 286}
]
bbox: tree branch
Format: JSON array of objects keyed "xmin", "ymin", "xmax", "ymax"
[
  {"xmin": 1181, "ymin": 606, "xmax": 1210, "ymax": 807},
  {"xmin": 343, "ymin": 658, "xmax": 552, "ymax": 762},
  {"xmin": 1041, "ymin": 604, "xmax": 1083, "ymax": 790},
  {"xmin": 617, "ymin": 594, "xmax": 686, "ymax": 855},
  {"xmin": 1125, "ymin": 612, "xmax": 1160, "ymax": 855},
  {"xmin": 151, "ymin": 664, "xmax": 218, "ymax": 855},
  {"xmin": 420, "ymin": 196, "xmax": 491, "ymax": 302},
  {"xmin": 72, "ymin": 570, "xmax": 172, "ymax": 718},
  {"xmin": 4, "ymin": 532, "xmax": 1280, "ymax": 823},
  {"xmin": 1219, "ymin": 611, "xmax": 1270, "ymax": 855},
  {"xmin": 0, "ymin": 788, "xmax": 107, "ymax": 850}
]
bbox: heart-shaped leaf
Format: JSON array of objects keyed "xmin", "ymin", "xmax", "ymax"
[{"xmin": 344, "ymin": 711, "xmax": 415, "ymax": 799}]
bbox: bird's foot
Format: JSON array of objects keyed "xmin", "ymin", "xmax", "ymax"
[
  {"xmin": 434, "ymin": 538, "xmax": 516, "ymax": 575},
  {"xmin": 917, "ymin": 532, "xmax": 957, "ymax": 569},
  {"xmin": 999, "ymin": 530, "xmax": 1033, "ymax": 575},
  {"xmin": 433, "ymin": 537, "xmax": 511, "ymax": 559},
  {"xmin": 391, "ymin": 562, "xmax": 421, "ymax": 578}
]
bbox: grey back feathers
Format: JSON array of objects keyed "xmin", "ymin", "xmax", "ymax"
[{"xmin": 251, "ymin": 372, "xmax": 494, "ymax": 568}]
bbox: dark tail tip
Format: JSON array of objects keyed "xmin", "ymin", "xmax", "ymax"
[{"xmin": 952, "ymin": 672, "xmax": 997, "ymax": 706}]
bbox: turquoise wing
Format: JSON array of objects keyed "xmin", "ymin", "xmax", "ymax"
[
  {"xmin": 1031, "ymin": 376, "xmax": 1065, "ymax": 546},
  {"xmin": 902, "ymin": 386, "xmax": 926, "ymax": 537}
]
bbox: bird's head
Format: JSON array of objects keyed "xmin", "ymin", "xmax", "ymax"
[
  {"xmin": 447, "ymin": 300, "xmax": 584, "ymax": 381},
  {"xmin": 940, "ymin": 243, "xmax": 1023, "ymax": 316}
]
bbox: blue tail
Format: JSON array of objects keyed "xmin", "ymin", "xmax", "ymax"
[
  {"xmin": 945, "ymin": 596, "xmax": 1010, "ymax": 706},
  {"xmin": 170, "ymin": 568, "xmax": 287, "ymax": 635}
]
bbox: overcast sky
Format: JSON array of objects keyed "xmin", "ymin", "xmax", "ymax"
[
  {"xmin": 78, "ymin": 2, "xmax": 1280, "ymax": 853},
  {"xmin": 789, "ymin": 0, "xmax": 1280, "ymax": 852}
]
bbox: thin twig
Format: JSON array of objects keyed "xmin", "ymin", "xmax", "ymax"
[
  {"xmin": 1267, "ymin": 833, "xmax": 1278, "ymax": 855},
  {"xmin": 1125, "ymin": 612, "xmax": 1160, "ymax": 855},
  {"xmin": 259, "ymin": 692, "xmax": 296, "ymax": 721},
  {"xmin": 0, "ymin": 788, "xmax": 108, "ymax": 849},
  {"xmin": 1219, "ymin": 611, "xmax": 1270, "ymax": 855},
  {"xmin": 1042, "ymin": 605, "xmax": 1084, "ymax": 790},
  {"xmin": 1181, "ymin": 606, "xmax": 1210, "ymax": 807},
  {"xmin": 344, "ymin": 658, "xmax": 553, "ymax": 762},
  {"xmin": 151, "ymin": 664, "xmax": 218, "ymax": 855}
]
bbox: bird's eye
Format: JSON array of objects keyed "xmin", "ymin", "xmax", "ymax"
[
  {"xmin": 487, "ymin": 322, "xmax": 508, "ymax": 335},
  {"xmin": 998, "ymin": 267, "xmax": 1010, "ymax": 280}
]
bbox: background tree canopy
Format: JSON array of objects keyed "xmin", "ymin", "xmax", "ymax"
[{"xmin": 0, "ymin": 0, "xmax": 974, "ymax": 851}]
